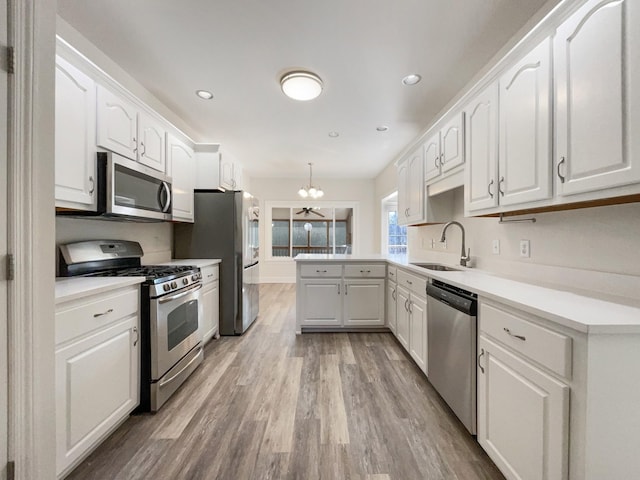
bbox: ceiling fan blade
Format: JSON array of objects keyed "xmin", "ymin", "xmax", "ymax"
[
  {"xmin": 311, "ymin": 210, "xmax": 325, "ymax": 217},
  {"xmin": 295, "ymin": 209, "xmax": 305, "ymax": 215}
]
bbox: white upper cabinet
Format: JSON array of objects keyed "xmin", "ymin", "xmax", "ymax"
[
  {"xmin": 138, "ymin": 112, "xmax": 166, "ymax": 172},
  {"xmin": 220, "ymin": 155, "xmax": 236, "ymax": 190},
  {"xmin": 464, "ymin": 82, "xmax": 499, "ymax": 213},
  {"xmin": 167, "ymin": 133, "xmax": 195, "ymax": 222},
  {"xmin": 555, "ymin": 0, "xmax": 640, "ymax": 196},
  {"xmin": 195, "ymin": 147, "xmax": 243, "ymax": 191},
  {"xmin": 424, "ymin": 113, "xmax": 465, "ymax": 182},
  {"xmin": 55, "ymin": 56, "xmax": 97, "ymax": 210},
  {"xmin": 97, "ymin": 85, "xmax": 167, "ymax": 173},
  {"xmin": 498, "ymin": 37, "xmax": 552, "ymax": 207},
  {"xmin": 96, "ymin": 85, "xmax": 138, "ymax": 160},
  {"xmin": 401, "ymin": 146, "xmax": 425, "ymax": 225},
  {"xmin": 397, "ymin": 160, "xmax": 409, "ymax": 225}
]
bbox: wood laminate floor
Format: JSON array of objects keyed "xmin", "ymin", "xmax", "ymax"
[{"xmin": 68, "ymin": 283, "xmax": 504, "ymax": 480}]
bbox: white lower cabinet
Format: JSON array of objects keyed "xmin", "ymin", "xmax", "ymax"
[
  {"xmin": 386, "ymin": 280, "xmax": 397, "ymax": 334},
  {"xmin": 477, "ymin": 335, "xmax": 569, "ymax": 480},
  {"xmin": 394, "ymin": 268, "xmax": 428, "ymax": 375},
  {"xmin": 395, "ymin": 285, "xmax": 410, "ymax": 350},
  {"xmin": 296, "ymin": 263, "xmax": 386, "ymax": 331},
  {"xmin": 200, "ymin": 264, "xmax": 220, "ymax": 344},
  {"xmin": 408, "ymin": 294, "xmax": 427, "ymax": 374},
  {"xmin": 55, "ymin": 284, "xmax": 141, "ymax": 478}
]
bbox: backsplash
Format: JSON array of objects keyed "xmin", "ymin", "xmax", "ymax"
[
  {"xmin": 55, "ymin": 217, "xmax": 173, "ymax": 272},
  {"xmin": 409, "ymin": 188, "xmax": 640, "ymax": 300}
]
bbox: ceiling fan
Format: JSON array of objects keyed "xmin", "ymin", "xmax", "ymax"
[{"xmin": 296, "ymin": 207, "xmax": 325, "ymax": 218}]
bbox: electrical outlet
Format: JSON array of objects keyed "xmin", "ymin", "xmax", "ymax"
[
  {"xmin": 492, "ymin": 239, "xmax": 500, "ymax": 255},
  {"xmin": 430, "ymin": 238, "xmax": 435, "ymax": 249},
  {"xmin": 440, "ymin": 239, "xmax": 447, "ymax": 249},
  {"xmin": 520, "ymin": 239, "xmax": 530, "ymax": 258}
]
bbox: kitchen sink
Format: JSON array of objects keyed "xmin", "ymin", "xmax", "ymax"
[{"xmin": 410, "ymin": 263, "xmax": 461, "ymax": 272}]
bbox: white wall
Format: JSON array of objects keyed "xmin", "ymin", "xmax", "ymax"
[
  {"xmin": 407, "ymin": 188, "xmax": 640, "ymax": 299},
  {"xmin": 249, "ymin": 177, "xmax": 376, "ymax": 283},
  {"xmin": 56, "ymin": 218, "xmax": 172, "ymax": 270}
]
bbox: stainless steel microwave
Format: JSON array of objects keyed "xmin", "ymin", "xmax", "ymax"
[{"xmin": 99, "ymin": 152, "xmax": 172, "ymax": 221}]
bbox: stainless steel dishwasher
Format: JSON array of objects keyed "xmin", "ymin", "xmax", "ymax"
[{"xmin": 427, "ymin": 279, "xmax": 478, "ymax": 435}]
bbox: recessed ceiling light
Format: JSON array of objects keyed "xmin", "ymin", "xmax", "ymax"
[
  {"xmin": 376, "ymin": 126, "xmax": 389, "ymax": 132},
  {"xmin": 328, "ymin": 131, "xmax": 339, "ymax": 138},
  {"xmin": 195, "ymin": 90, "xmax": 214, "ymax": 100},
  {"xmin": 280, "ymin": 71, "xmax": 323, "ymax": 101},
  {"xmin": 402, "ymin": 74, "xmax": 422, "ymax": 86}
]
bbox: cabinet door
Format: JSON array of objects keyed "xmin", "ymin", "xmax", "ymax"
[
  {"xmin": 55, "ymin": 56, "xmax": 97, "ymax": 210},
  {"xmin": 138, "ymin": 112, "xmax": 166, "ymax": 173},
  {"xmin": 395, "ymin": 286, "xmax": 410, "ymax": 350},
  {"xmin": 56, "ymin": 317, "xmax": 139, "ymax": 476},
  {"xmin": 409, "ymin": 294, "xmax": 427, "ymax": 374},
  {"xmin": 440, "ymin": 113, "xmax": 465, "ymax": 173},
  {"xmin": 397, "ymin": 160, "xmax": 410, "ymax": 226},
  {"xmin": 299, "ymin": 279, "xmax": 342, "ymax": 326},
  {"xmin": 499, "ymin": 37, "xmax": 552, "ymax": 207},
  {"xmin": 477, "ymin": 336, "xmax": 569, "ymax": 480},
  {"xmin": 464, "ymin": 83, "xmax": 499, "ymax": 212},
  {"xmin": 406, "ymin": 147, "xmax": 425, "ymax": 223},
  {"xmin": 96, "ymin": 85, "xmax": 138, "ymax": 160},
  {"xmin": 201, "ymin": 282, "xmax": 219, "ymax": 344},
  {"xmin": 343, "ymin": 280, "xmax": 385, "ymax": 327},
  {"xmin": 386, "ymin": 282, "xmax": 397, "ymax": 333},
  {"xmin": 167, "ymin": 133, "xmax": 195, "ymax": 222},
  {"xmin": 220, "ymin": 155, "xmax": 235, "ymax": 190},
  {"xmin": 555, "ymin": 0, "xmax": 640, "ymax": 197},
  {"xmin": 424, "ymin": 132, "xmax": 441, "ymax": 181}
]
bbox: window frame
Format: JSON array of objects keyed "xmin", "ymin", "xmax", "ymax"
[
  {"xmin": 265, "ymin": 201, "xmax": 359, "ymax": 261},
  {"xmin": 381, "ymin": 193, "xmax": 407, "ymax": 256}
]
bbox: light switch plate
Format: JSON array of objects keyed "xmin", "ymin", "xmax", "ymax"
[
  {"xmin": 492, "ymin": 239, "xmax": 500, "ymax": 255},
  {"xmin": 520, "ymin": 239, "xmax": 530, "ymax": 258}
]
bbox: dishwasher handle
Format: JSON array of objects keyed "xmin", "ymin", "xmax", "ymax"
[{"xmin": 426, "ymin": 283, "xmax": 477, "ymax": 316}]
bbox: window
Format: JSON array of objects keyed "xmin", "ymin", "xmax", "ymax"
[
  {"xmin": 267, "ymin": 204, "xmax": 355, "ymax": 258},
  {"xmin": 382, "ymin": 192, "xmax": 407, "ymax": 255}
]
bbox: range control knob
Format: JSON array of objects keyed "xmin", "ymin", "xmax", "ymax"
[
  {"xmin": 171, "ymin": 281, "xmax": 177, "ymax": 289},
  {"xmin": 183, "ymin": 278, "xmax": 189, "ymax": 285},
  {"xmin": 163, "ymin": 284, "xmax": 170, "ymax": 292},
  {"xmin": 191, "ymin": 275, "xmax": 198, "ymax": 281}
]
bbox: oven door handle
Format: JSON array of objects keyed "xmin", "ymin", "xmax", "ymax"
[
  {"xmin": 158, "ymin": 283, "xmax": 202, "ymax": 304},
  {"xmin": 158, "ymin": 345, "xmax": 203, "ymax": 388}
]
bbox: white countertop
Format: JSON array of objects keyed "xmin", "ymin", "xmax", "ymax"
[
  {"xmin": 55, "ymin": 277, "xmax": 145, "ymax": 304},
  {"xmin": 160, "ymin": 258, "xmax": 221, "ymax": 268},
  {"xmin": 294, "ymin": 254, "xmax": 640, "ymax": 334}
]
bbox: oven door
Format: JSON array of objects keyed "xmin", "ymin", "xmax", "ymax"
[{"xmin": 150, "ymin": 283, "xmax": 202, "ymax": 380}]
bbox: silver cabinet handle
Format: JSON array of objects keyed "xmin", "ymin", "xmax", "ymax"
[
  {"xmin": 478, "ymin": 348, "xmax": 485, "ymax": 374},
  {"xmin": 140, "ymin": 142, "xmax": 146, "ymax": 157},
  {"xmin": 404, "ymin": 298, "xmax": 410, "ymax": 312},
  {"xmin": 488, "ymin": 179, "xmax": 494, "ymax": 198},
  {"xmin": 93, "ymin": 308, "xmax": 113, "ymax": 318},
  {"xmin": 133, "ymin": 137, "xmax": 137, "ymax": 154},
  {"xmin": 435, "ymin": 157, "xmax": 439, "ymax": 169},
  {"xmin": 440, "ymin": 153, "xmax": 444, "ymax": 166},
  {"xmin": 392, "ymin": 288, "xmax": 396, "ymax": 301},
  {"xmin": 503, "ymin": 327, "xmax": 526, "ymax": 341},
  {"xmin": 557, "ymin": 156, "xmax": 566, "ymax": 183},
  {"xmin": 345, "ymin": 285, "xmax": 348, "ymax": 295},
  {"xmin": 88, "ymin": 175, "xmax": 95, "ymax": 194},
  {"xmin": 408, "ymin": 301, "xmax": 413, "ymax": 314},
  {"xmin": 316, "ymin": 270, "xmax": 327, "ymax": 273},
  {"xmin": 406, "ymin": 280, "xmax": 413, "ymax": 285},
  {"xmin": 337, "ymin": 284, "xmax": 340, "ymax": 295},
  {"xmin": 359, "ymin": 270, "xmax": 371, "ymax": 273},
  {"xmin": 499, "ymin": 176, "xmax": 505, "ymax": 196},
  {"xmin": 133, "ymin": 326, "xmax": 139, "ymax": 346}
]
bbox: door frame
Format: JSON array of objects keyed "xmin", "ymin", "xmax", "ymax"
[{"xmin": 7, "ymin": 0, "xmax": 56, "ymax": 479}]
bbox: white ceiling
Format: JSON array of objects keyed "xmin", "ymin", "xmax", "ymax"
[{"xmin": 57, "ymin": 0, "xmax": 555, "ymax": 180}]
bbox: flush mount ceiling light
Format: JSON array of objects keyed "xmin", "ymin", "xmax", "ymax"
[
  {"xmin": 195, "ymin": 89, "xmax": 214, "ymax": 100},
  {"xmin": 328, "ymin": 131, "xmax": 339, "ymax": 138},
  {"xmin": 376, "ymin": 126, "xmax": 389, "ymax": 132},
  {"xmin": 298, "ymin": 162, "xmax": 324, "ymax": 199},
  {"xmin": 402, "ymin": 74, "xmax": 422, "ymax": 86},
  {"xmin": 280, "ymin": 71, "xmax": 323, "ymax": 101}
]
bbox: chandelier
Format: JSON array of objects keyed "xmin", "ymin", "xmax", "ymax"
[{"xmin": 298, "ymin": 163, "xmax": 324, "ymax": 199}]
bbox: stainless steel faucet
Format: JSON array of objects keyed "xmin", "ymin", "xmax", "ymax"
[{"xmin": 440, "ymin": 221, "xmax": 471, "ymax": 267}]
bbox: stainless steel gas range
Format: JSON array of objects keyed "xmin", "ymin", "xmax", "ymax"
[{"xmin": 59, "ymin": 240, "xmax": 204, "ymax": 412}]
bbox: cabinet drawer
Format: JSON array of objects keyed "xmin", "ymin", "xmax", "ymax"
[
  {"xmin": 397, "ymin": 269, "xmax": 427, "ymax": 296},
  {"xmin": 480, "ymin": 302, "xmax": 572, "ymax": 379},
  {"xmin": 300, "ymin": 264, "xmax": 342, "ymax": 278},
  {"xmin": 201, "ymin": 264, "xmax": 219, "ymax": 285},
  {"xmin": 56, "ymin": 287, "xmax": 139, "ymax": 345},
  {"xmin": 388, "ymin": 266, "xmax": 397, "ymax": 282},
  {"xmin": 344, "ymin": 264, "xmax": 386, "ymax": 278}
]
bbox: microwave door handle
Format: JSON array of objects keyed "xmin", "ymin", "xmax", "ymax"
[{"xmin": 160, "ymin": 181, "xmax": 171, "ymax": 213}]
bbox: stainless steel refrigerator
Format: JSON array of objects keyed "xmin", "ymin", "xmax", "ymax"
[{"xmin": 173, "ymin": 190, "xmax": 259, "ymax": 335}]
